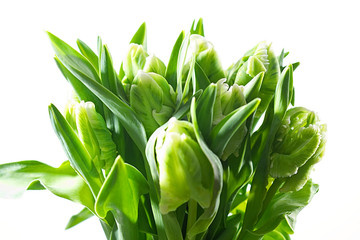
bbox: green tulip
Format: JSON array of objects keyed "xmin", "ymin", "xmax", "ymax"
[
  {"xmin": 227, "ymin": 42, "xmax": 280, "ymax": 121},
  {"xmin": 155, "ymin": 118, "xmax": 214, "ymax": 214},
  {"xmin": 189, "ymin": 34, "xmax": 225, "ymax": 83},
  {"xmin": 143, "ymin": 54, "xmax": 166, "ymax": 77},
  {"xmin": 234, "ymin": 41, "xmax": 270, "ymax": 86},
  {"xmin": 213, "ymin": 79, "xmax": 248, "ymax": 160},
  {"xmin": 123, "ymin": 43, "xmax": 148, "ymax": 82},
  {"xmin": 65, "ymin": 100, "xmax": 117, "ymax": 172},
  {"xmin": 269, "ymin": 107, "xmax": 326, "ymax": 191},
  {"xmin": 130, "ymin": 71, "xmax": 176, "ymax": 137}
]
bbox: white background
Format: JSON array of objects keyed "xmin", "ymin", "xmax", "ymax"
[{"xmin": 0, "ymin": 0, "xmax": 359, "ymax": 239}]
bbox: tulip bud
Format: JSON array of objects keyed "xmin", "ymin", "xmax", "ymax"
[
  {"xmin": 143, "ymin": 54, "xmax": 166, "ymax": 77},
  {"xmin": 123, "ymin": 43, "xmax": 148, "ymax": 82},
  {"xmin": 234, "ymin": 41, "xmax": 270, "ymax": 86},
  {"xmin": 65, "ymin": 101, "xmax": 117, "ymax": 172},
  {"xmin": 213, "ymin": 79, "xmax": 248, "ymax": 160},
  {"xmin": 269, "ymin": 107, "xmax": 326, "ymax": 191},
  {"xmin": 155, "ymin": 118, "xmax": 213, "ymax": 214},
  {"xmin": 130, "ymin": 71, "xmax": 176, "ymax": 137},
  {"xmin": 189, "ymin": 34, "xmax": 225, "ymax": 83}
]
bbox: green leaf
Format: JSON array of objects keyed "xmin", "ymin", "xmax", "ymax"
[
  {"xmin": 97, "ymin": 36, "xmax": 103, "ymax": 63},
  {"xmin": 262, "ymin": 231, "xmax": 287, "ymax": 240},
  {"xmin": 172, "ymin": 90, "xmax": 203, "ymax": 120},
  {"xmin": 47, "ymin": 32, "xmax": 101, "ymax": 85},
  {"xmin": 54, "ymin": 57, "xmax": 104, "ymax": 115},
  {"xmin": 65, "ymin": 207, "xmax": 94, "ymax": 230},
  {"xmin": 181, "ymin": 55, "xmax": 196, "ymax": 103},
  {"xmin": 196, "ymin": 83, "xmax": 217, "ymax": 140},
  {"xmin": 262, "ymin": 220, "xmax": 292, "ymax": 240},
  {"xmin": 176, "ymin": 33, "xmax": 191, "ymax": 104},
  {"xmin": 76, "ymin": 39, "xmax": 99, "ymax": 73},
  {"xmin": 187, "ymin": 98, "xmax": 223, "ymax": 239},
  {"xmin": 190, "ymin": 18, "xmax": 205, "ymax": 36},
  {"xmin": 100, "ymin": 45, "xmax": 127, "ymax": 101},
  {"xmin": 254, "ymin": 180, "xmax": 319, "ymax": 235},
  {"xmin": 130, "ymin": 22, "xmax": 147, "ymax": 50},
  {"xmin": 48, "ymin": 104, "xmax": 102, "ymax": 196},
  {"xmin": 226, "ymin": 59, "xmax": 244, "ymax": 86},
  {"xmin": 138, "ymin": 196, "xmax": 157, "ymax": 235},
  {"xmin": 292, "ymin": 62, "xmax": 300, "ymax": 71},
  {"xmin": 193, "ymin": 61, "xmax": 211, "ymax": 91},
  {"xmin": 55, "ymin": 52, "xmax": 147, "ymax": 152},
  {"xmin": 165, "ymin": 31, "xmax": 185, "ymax": 90},
  {"xmin": 0, "ymin": 160, "xmax": 95, "ymax": 211},
  {"xmin": 274, "ymin": 65, "xmax": 293, "ymax": 120},
  {"xmin": 216, "ymin": 214, "xmax": 242, "ymax": 240},
  {"xmin": 244, "ymin": 72, "xmax": 264, "ymax": 102},
  {"xmin": 95, "ymin": 155, "xmax": 149, "ymax": 240},
  {"xmin": 278, "ymin": 49, "xmax": 286, "ymax": 70},
  {"xmin": 209, "ymin": 98, "xmax": 261, "ymax": 158}
]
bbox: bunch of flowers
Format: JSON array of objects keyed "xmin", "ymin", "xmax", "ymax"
[{"xmin": 0, "ymin": 19, "xmax": 326, "ymax": 240}]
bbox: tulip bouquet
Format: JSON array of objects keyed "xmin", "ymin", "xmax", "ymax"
[{"xmin": 0, "ymin": 19, "xmax": 326, "ymax": 240}]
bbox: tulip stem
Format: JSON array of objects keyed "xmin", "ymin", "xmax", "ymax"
[{"xmin": 186, "ymin": 199, "xmax": 197, "ymax": 239}]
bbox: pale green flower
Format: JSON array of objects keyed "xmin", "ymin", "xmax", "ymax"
[
  {"xmin": 123, "ymin": 43, "xmax": 148, "ymax": 82},
  {"xmin": 130, "ymin": 71, "xmax": 176, "ymax": 137},
  {"xmin": 143, "ymin": 54, "xmax": 166, "ymax": 77},
  {"xmin": 155, "ymin": 119, "xmax": 213, "ymax": 214},
  {"xmin": 269, "ymin": 107, "xmax": 327, "ymax": 191},
  {"xmin": 65, "ymin": 100, "xmax": 117, "ymax": 172},
  {"xmin": 189, "ymin": 34, "xmax": 225, "ymax": 83},
  {"xmin": 213, "ymin": 79, "xmax": 247, "ymax": 160}
]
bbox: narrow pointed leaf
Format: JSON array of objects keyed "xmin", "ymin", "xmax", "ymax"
[
  {"xmin": 190, "ymin": 18, "xmax": 205, "ymax": 36},
  {"xmin": 274, "ymin": 64, "xmax": 293, "ymax": 119},
  {"xmin": 97, "ymin": 36, "xmax": 103, "ymax": 61},
  {"xmin": 65, "ymin": 207, "xmax": 94, "ymax": 230},
  {"xmin": 244, "ymin": 72, "xmax": 264, "ymax": 102},
  {"xmin": 292, "ymin": 62, "xmax": 300, "ymax": 71},
  {"xmin": 54, "ymin": 57, "xmax": 104, "ymax": 114},
  {"xmin": 193, "ymin": 61, "xmax": 211, "ymax": 91},
  {"xmin": 101, "ymin": 45, "xmax": 126, "ymax": 100},
  {"xmin": 181, "ymin": 55, "xmax": 196, "ymax": 102},
  {"xmin": 77, "ymin": 39, "xmax": 99, "ymax": 72},
  {"xmin": 48, "ymin": 104, "xmax": 102, "ymax": 196},
  {"xmin": 165, "ymin": 31, "xmax": 185, "ymax": 90},
  {"xmin": 209, "ymin": 98, "xmax": 261, "ymax": 157},
  {"xmin": 196, "ymin": 83, "xmax": 217, "ymax": 140},
  {"xmin": 130, "ymin": 22, "xmax": 147, "ymax": 50},
  {"xmin": 57, "ymin": 61, "xmax": 147, "ymax": 152},
  {"xmin": 47, "ymin": 32, "xmax": 101, "ymax": 84},
  {"xmin": 172, "ymin": 89, "xmax": 202, "ymax": 120},
  {"xmin": 176, "ymin": 33, "xmax": 191, "ymax": 104}
]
